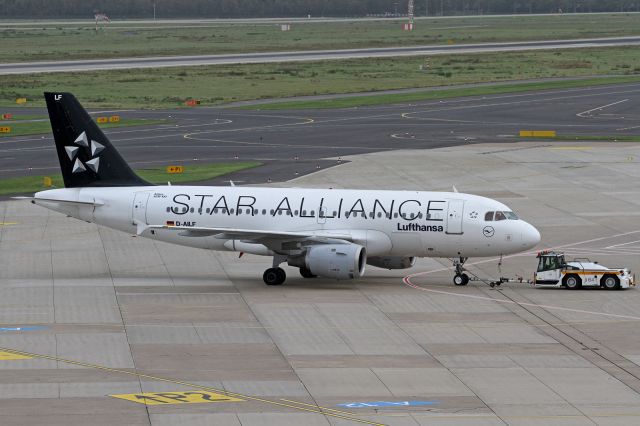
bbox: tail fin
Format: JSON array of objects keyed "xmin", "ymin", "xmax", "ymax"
[{"xmin": 44, "ymin": 92, "xmax": 150, "ymax": 188}]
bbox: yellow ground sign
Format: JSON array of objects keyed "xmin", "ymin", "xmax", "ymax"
[
  {"xmin": 166, "ymin": 165, "xmax": 184, "ymax": 174},
  {"xmin": 0, "ymin": 127, "xmax": 11, "ymax": 133},
  {"xmin": 43, "ymin": 176, "xmax": 53, "ymax": 187},
  {"xmin": 0, "ymin": 351, "xmax": 32, "ymax": 361},
  {"xmin": 109, "ymin": 115, "xmax": 120, "ymax": 123},
  {"xmin": 96, "ymin": 117, "xmax": 108, "ymax": 124},
  {"xmin": 519, "ymin": 130, "xmax": 557, "ymax": 138},
  {"xmin": 15, "ymin": 98, "xmax": 27, "ymax": 105},
  {"xmin": 111, "ymin": 390, "xmax": 243, "ymax": 405}
]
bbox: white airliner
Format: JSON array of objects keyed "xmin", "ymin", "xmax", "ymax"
[{"xmin": 28, "ymin": 93, "xmax": 540, "ymax": 286}]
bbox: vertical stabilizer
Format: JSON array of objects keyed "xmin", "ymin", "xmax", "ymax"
[{"xmin": 44, "ymin": 92, "xmax": 150, "ymax": 188}]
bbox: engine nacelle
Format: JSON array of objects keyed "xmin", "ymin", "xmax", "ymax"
[
  {"xmin": 298, "ymin": 243, "xmax": 366, "ymax": 280},
  {"xmin": 367, "ymin": 256, "xmax": 416, "ymax": 270}
]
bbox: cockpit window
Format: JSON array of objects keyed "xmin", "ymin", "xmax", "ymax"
[
  {"xmin": 504, "ymin": 211, "xmax": 519, "ymax": 220},
  {"xmin": 484, "ymin": 211, "xmax": 494, "ymax": 221},
  {"xmin": 494, "ymin": 211, "xmax": 506, "ymax": 221}
]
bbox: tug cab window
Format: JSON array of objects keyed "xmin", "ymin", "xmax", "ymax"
[{"xmin": 537, "ymin": 255, "xmax": 564, "ymax": 272}]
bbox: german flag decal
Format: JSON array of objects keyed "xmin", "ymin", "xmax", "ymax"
[{"xmin": 166, "ymin": 221, "xmax": 175, "ymax": 226}]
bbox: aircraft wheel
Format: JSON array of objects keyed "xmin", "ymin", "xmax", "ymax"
[
  {"xmin": 454, "ymin": 273, "xmax": 469, "ymax": 286},
  {"xmin": 563, "ymin": 274, "xmax": 581, "ymax": 289},
  {"xmin": 263, "ymin": 267, "xmax": 286, "ymax": 285},
  {"xmin": 299, "ymin": 267, "xmax": 317, "ymax": 278},
  {"xmin": 601, "ymin": 274, "xmax": 620, "ymax": 290}
]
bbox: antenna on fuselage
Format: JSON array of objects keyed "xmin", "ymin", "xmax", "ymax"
[{"xmin": 452, "ymin": 185, "xmax": 459, "ymax": 193}]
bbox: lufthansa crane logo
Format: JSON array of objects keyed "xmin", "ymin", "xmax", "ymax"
[
  {"xmin": 483, "ymin": 226, "xmax": 495, "ymax": 238},
  {"xmin": 66, "ymin": 131, "xmax": 104, "ymax": 174}
]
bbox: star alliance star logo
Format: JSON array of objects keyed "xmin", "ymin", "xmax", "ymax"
[{"xmin": 66, "ymin": 131, "xmax": 104, "ymax": 174}]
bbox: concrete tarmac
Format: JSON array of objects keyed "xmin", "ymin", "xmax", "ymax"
[{"xmin": 2, "ymin": 138, "xmax": 640, "ymax": 425}]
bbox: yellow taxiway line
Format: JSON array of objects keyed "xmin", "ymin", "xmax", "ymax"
[{"xmin": 0, "ymin": 346, "xmax": 385, "ymax": 426}]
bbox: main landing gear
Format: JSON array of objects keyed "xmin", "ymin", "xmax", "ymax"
[
  {"xmin": 453, "ymin": 257, "xmax": 469, "ymax": 286},
  {"xmin": 263, "ymin": 255, "xmax": 287, "ymax": 285},
  {"xmin": 263, "ymin": 267, "xmax": 286, "ymax": 285}
]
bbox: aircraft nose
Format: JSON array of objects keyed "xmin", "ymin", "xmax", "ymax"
[{"xmin": 522, "ymin": 222, "xmax": 541, "ymax": 249}]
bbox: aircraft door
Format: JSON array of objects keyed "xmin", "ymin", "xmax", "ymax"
[
  {"xmin": 132, "ymin": 192, "xmax": 150, "ymax": 225},
  {"xmin": 446, "ymin": 199, "xmax": 464, "ymax": 235}
]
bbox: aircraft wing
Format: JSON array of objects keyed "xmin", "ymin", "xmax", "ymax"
[{"xmin": 145, "ymin": 225, "xmax": 353, "ymax": 242}]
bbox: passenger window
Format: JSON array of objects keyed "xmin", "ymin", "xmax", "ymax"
[
  {"xmin": 262, "ymin": 209, "xmax": 266, "ymax": 215},
  {"xmin": 206, "ymin": 208, "xmax": 210, "ymax": 213},
  {"xmin": 166, "ymin": 207, "xmax": 170, "ymax": 213},
  {"xmin": 230, "ymin": 209, "xmax": 234, "ymax": 214},
  {"xmin": 377, "ymin": 212, "xmax": 382, "ymax": 218},
  {"xmin": 485, "ymin": 211, "xmax": 494, "ymax": 221},
  {"xmin": 495, "ymin": 211, "xmax": 506, "ymax": 221},
  {"xmin": 190, "ymin": 208, "xmax": 194, "ymax": 213}
]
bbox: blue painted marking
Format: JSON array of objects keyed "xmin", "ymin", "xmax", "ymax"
[
  {"xmin": 0, "ymin": 326, "xmax": 48, "ymax": 332},
  {"xmin": 337, "ymin": 400, "xmax": 439, "ymax": 408}
]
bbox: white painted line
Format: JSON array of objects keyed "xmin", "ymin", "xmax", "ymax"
[
  {"xmin": 576, "ymin": 99, "xmax": 629, "ymax": 118},
  {"xmin": 605, "ymin": 239, "xmax": 640, "ymax": 249},
  {"xmin": 402, "ymin": 230, "xmax": 640, "ymax": 319},
  {"xmin": 403, "ymin": 277, "xmax": 640, "ymax": 321}
]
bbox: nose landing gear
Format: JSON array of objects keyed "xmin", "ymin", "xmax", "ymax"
[{"xmin": 453, "ymin": 257, "xmax": 469, "ymax": 286}]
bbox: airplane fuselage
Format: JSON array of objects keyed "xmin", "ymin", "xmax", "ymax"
[{"xmin": 35, "ymin": 185, "xmax": 540, "ymax": 259}]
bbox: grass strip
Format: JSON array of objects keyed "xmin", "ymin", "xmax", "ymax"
[
  {"xmin": 0, "ymin": 161, "xmax": 261, "ymax": 196},
  {"xmin": 246, "ymin": 75, "xmax": 640, "ymax": 110},
  {"xmin": 0, "ymin": 118, "xmax": 167, "ymax": 137},
  {"xmin": 1, "ymin": 14, "xmax": 639, "ymax": 62},
  {"xmin": 3, "ymin": 46, "xmax": 639, "ymax": 109}
]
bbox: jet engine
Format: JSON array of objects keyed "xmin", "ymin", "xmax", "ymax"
[
  {"xmin": 289, "ymin": 243, "xmax": 366, "ymax": 280},
  {"xmin": 367, "ymin": 256, "xmax": 416, "ymax": 270}
]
